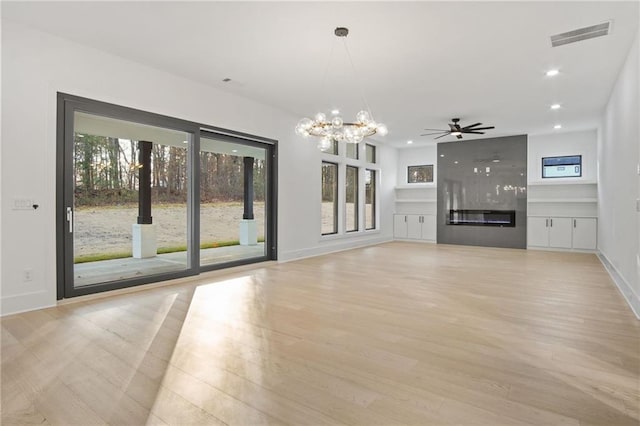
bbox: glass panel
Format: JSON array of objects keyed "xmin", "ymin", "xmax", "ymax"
[
  {"xmin": 200, "ymin": 137, "xmax": 267, "ymax": 266},
  {"xmin": 346, "ymin": 143, "xmax": 359, "ymax": 159},
  {"xmin": 346, "ymin": 166, "xmax": 358, "ymax": 232},
  {"xmin": 321, "ymin": 162, "xmax": 338, "ymax": 235},
  {"xmin": 365, "ymin": 169, "xmax": 376, "ymax": 229},
  {"xmin": 408, "ymin": 165, "xmax": 433, "ymax": 183},
  {"xmin": 366, "ymin": 144, "xmax": 376, "ymax": 163},
  {"xmin": 73, "ymin": 112, "xmax": 189, "ymax": 287},
  {"xmin": 320, "ymin": 140, "xmax": 338, "ymax": 155}
]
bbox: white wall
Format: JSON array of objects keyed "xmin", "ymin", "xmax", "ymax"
[
  {"xmin": 396, "ymin": 145, "xmax": 438, "ymax": 186},
  {"xmin": 527, "ymin": 130, "xmax": 597, "ymax": 184},
  {"xmin": 598, "ymin": 30, "xmax": 640, "ymax": 317},
  {"xmin": 0, "ymin": 21, "xmax": 394, "ymax": 315}
]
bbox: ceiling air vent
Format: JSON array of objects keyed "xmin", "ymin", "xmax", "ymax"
[{"xmin": 550, "ymin": 21, "xmax": 611, "ymax": 47}]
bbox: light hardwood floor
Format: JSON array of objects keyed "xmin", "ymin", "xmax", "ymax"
[{"xmin": 2, "ymin": 242, "xmax": 639, "ymax": 425}]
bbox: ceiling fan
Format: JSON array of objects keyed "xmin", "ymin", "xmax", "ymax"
[{"xmin": 421, "ymin": 118, "xmax": 495, "ymax": 140}]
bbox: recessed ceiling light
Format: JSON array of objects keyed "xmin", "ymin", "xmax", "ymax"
[
  {"xmin": 492, "ymin": 159, "xmax": 500, "ymax": 163},
  {"xmin": 331, "ymin": 109, "xmax": 340, "ymax": 115},
  {"xmin": 454, "ymin": 161, "xmax": 459, "ymax": 164},
  {"xmin": 440, "ymin": 154, "xmax": 445, "ymax": 157},
  {"xmin": 407, "ymin": 140, "xmax": 413, "ymax": 144},
  {"xmin": 550, "ymin": 104, "xmax": 561, "ymax": 110},
  {"xmin": 182, "ymin": 140, "xmax": 188, "ymax": 144},
  {"xmin": 554, "ymin": 124, "xmax": 562, "ymax": 129},
  {"xmin": 546, "ymin": 69, "xmax": 560, "ymax": 77},
  {"xmin": 232, "ymin": 149, "xmax": 238, "ymax": 153}
]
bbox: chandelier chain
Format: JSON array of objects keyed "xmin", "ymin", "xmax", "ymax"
[
  {"xmin": 294, "ymin": 26, "xmax": 388, "ymax": 147},
  {"xmin": 341, "ymin": 38, "xmax": 374, "ymax": 122}
]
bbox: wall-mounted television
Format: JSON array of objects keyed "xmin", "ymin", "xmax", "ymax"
[{"xmin": 542, "ymin": 155, "xmax": 582, "ymax": 178}]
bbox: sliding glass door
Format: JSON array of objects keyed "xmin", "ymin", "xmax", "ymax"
[
  {"xmin": 71, "ymin": 112, "xmax": 192, "ymax": 288},
  {"xmin": 199, "ymin": 134, "xmax": 268, "ymax": 267},
  {"xmin": 58, "ymin": 94, "xmax": 276, "ymax": 298}
]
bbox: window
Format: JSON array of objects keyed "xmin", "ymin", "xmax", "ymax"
[
  {"xmin": 321, "ymin": 162, "xmax": 338, "ymax": 235},
  {"xmin": 542, "ymin": 155, "xmax": 582, "ymax": 178},
  {"xmin": 346, "ymin": 166, "xmax": 358, "ymax": 232},
  {"xmin": 320, "ymin": 140, "xmax": 338, "ymax": 155},
  {"xmin": 408, "ymin": 165, "xmax": 434, "ymax": 183},
  {"xmin": 366, "ymin": 144, "xmax": 376, "ymax": 163},
  {"xmin": 346, "ymin": 143, "xmax": 359, "ymax": 160},
  {"xmin": 320, "ymin": 142, "xmax": 379, "ymax": 237},
  {"xmin": 365, "ymin": 169, "xmax": 376, "ymax": 230}
]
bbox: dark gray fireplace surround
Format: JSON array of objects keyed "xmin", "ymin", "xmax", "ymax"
[{"xmin": 437, "ymin": 135, "xmax": 527, "ymax": 249}]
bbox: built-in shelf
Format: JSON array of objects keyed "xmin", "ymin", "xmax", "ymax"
[
  {"xmin": 527, "ymin": 180, "xmax": 597, "ymax": 186},
  {"xmin": 395, "ymin": 184, "xmax": 437, "ymax": 190},
  {"xmin": 527, "ymin": 198, "xmax": 598, "ymax": 203},
  {"xmin": 395, "ymin": 199, "xmax": 437, "ymax": 203}
]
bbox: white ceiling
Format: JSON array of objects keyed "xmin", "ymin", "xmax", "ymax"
[{"xmin": 3, "ymin": 1, "xmax": 638, "ymax": 148}]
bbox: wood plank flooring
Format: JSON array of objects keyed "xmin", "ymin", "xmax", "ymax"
[{"xmin": 2, "ymin": 242, "xmax": 639, "ymax": 425}]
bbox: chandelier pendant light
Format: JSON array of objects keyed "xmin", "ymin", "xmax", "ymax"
[{"xmin": 295, "ymin": 27, "xmax": 388, "ymax": 149}]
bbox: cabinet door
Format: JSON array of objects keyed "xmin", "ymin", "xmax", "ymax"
[
  {"xmin": 394, "ymin": 215, "xmax": 408, "ymax": 238},
  {"xmin": 421, "ymin": 215, "xmax": 436, "ymax": 241},
  {"xmin": 407, "ymin": 215, "xmax": 422, "ymax": 239},
  {"xmin": 572, "ymin": 218, "xmax": 597, "ymax": 250},
  {"xmin": 548, "ymin": 217, "xmax": 572, "ymax": 248},
  {"xmin": 527, "ymin": 217, "xmax": 549, "ymax": 247}
]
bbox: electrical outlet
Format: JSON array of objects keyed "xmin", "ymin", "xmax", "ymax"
[
  {"xmin": 13, "ymin": 198, "xmax": 34, "ymax": 210},
  {"xmin": 23, "ymin": 269, "xmax": 33, "ymax": 282}
]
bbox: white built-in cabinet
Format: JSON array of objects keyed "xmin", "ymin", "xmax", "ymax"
[
  {"xmin": 394, "ymin": 214, "xmax": 436, "ymax": 241},
  {"xmin": 527, "ymin": 216, "xmax": 596, "ymax": 250},
  {"xmin": 393, "ymin": 214, "xmax": 408, "ymax": 238},
  {"xmin": 394, "ymin": 185, "xmax": 437, "ymax": 242},
  {"xmin": 527, "ymin": 182, "xmax": 598, "ymax": 251},
  {"xmin": 571, "ymin": 217, "xmax": 597, "ymax": 249}
]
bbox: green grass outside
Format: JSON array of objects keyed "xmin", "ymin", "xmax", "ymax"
[{"xmin": 74, "ymin": 237, "xmax": 265, "ymax": 264}]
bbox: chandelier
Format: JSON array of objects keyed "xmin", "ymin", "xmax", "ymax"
[{"xmin": 295, "ymin": 27, "xmax": 388, "ymax": 149}]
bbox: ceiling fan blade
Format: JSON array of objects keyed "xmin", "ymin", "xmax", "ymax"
[
  {"xmin": 434, "ymin": 133, "xmax": 451, "ymax": 140},
  {"xmin": 456, "ymin": 134, "xmax": 463, "ymax": 139},
  {"xmin": 466, "ymin": 126, "xmax": 495, "ymax": 131},
  {"xmin": 464, "ymin": 131, "xmax": 485, "ymax": 134},
  {"xmin": 448, "ymin": 123, "xmax": 457, "ymax": 132},
  {"xmin": 462, "ymin": 122, "xmax": 482, "ymax": 130},
  {"xmin": 421, "ymin": 131, "xmax": 449, "ymax": 136}
]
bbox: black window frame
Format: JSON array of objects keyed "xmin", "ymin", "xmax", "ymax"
[
  {"xmin": 345, "ymin": 165, "xmax": 359, "ymax": 233},
  {"xmin": 56, "ymin": 92, "xmax": 278, "ymax": 299},
  {"xmin": 321, "ymin": 161, "xmax": 339, "ymax": 235},
  {"xmin": 365, "ymin": 143, "xmax": 377, "ymax": 164},
  {"xmin": 365, "ymin": 168, "xmax": 376, "ymax": 230}
]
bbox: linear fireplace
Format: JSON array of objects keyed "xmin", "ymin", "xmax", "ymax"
[
  {"xmin": 447, "ymin": 210, "xmax": 516, "ymax": 227},
  {"xmin": 437, "ymin": 135, "xmax": 527, "ymax": 249}
]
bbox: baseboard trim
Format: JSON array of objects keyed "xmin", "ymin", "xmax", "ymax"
[
  {"xmin": 527, "ymin": 246, "xmax": 597, "ymax": 253},
  {"xmin": 279, "ymin": 236, "xmax": 393, "ymax": 263},
  {"xmin": 393, "ymin": 238, "xmax": 436, "ymax": 244},
  {"xmin": 1, "ymin": 290, "xmax": 56, "ymax": 318},
  {"xmin": 597, "ymin": 251, "xmax": 640, "ymax": 320}
]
